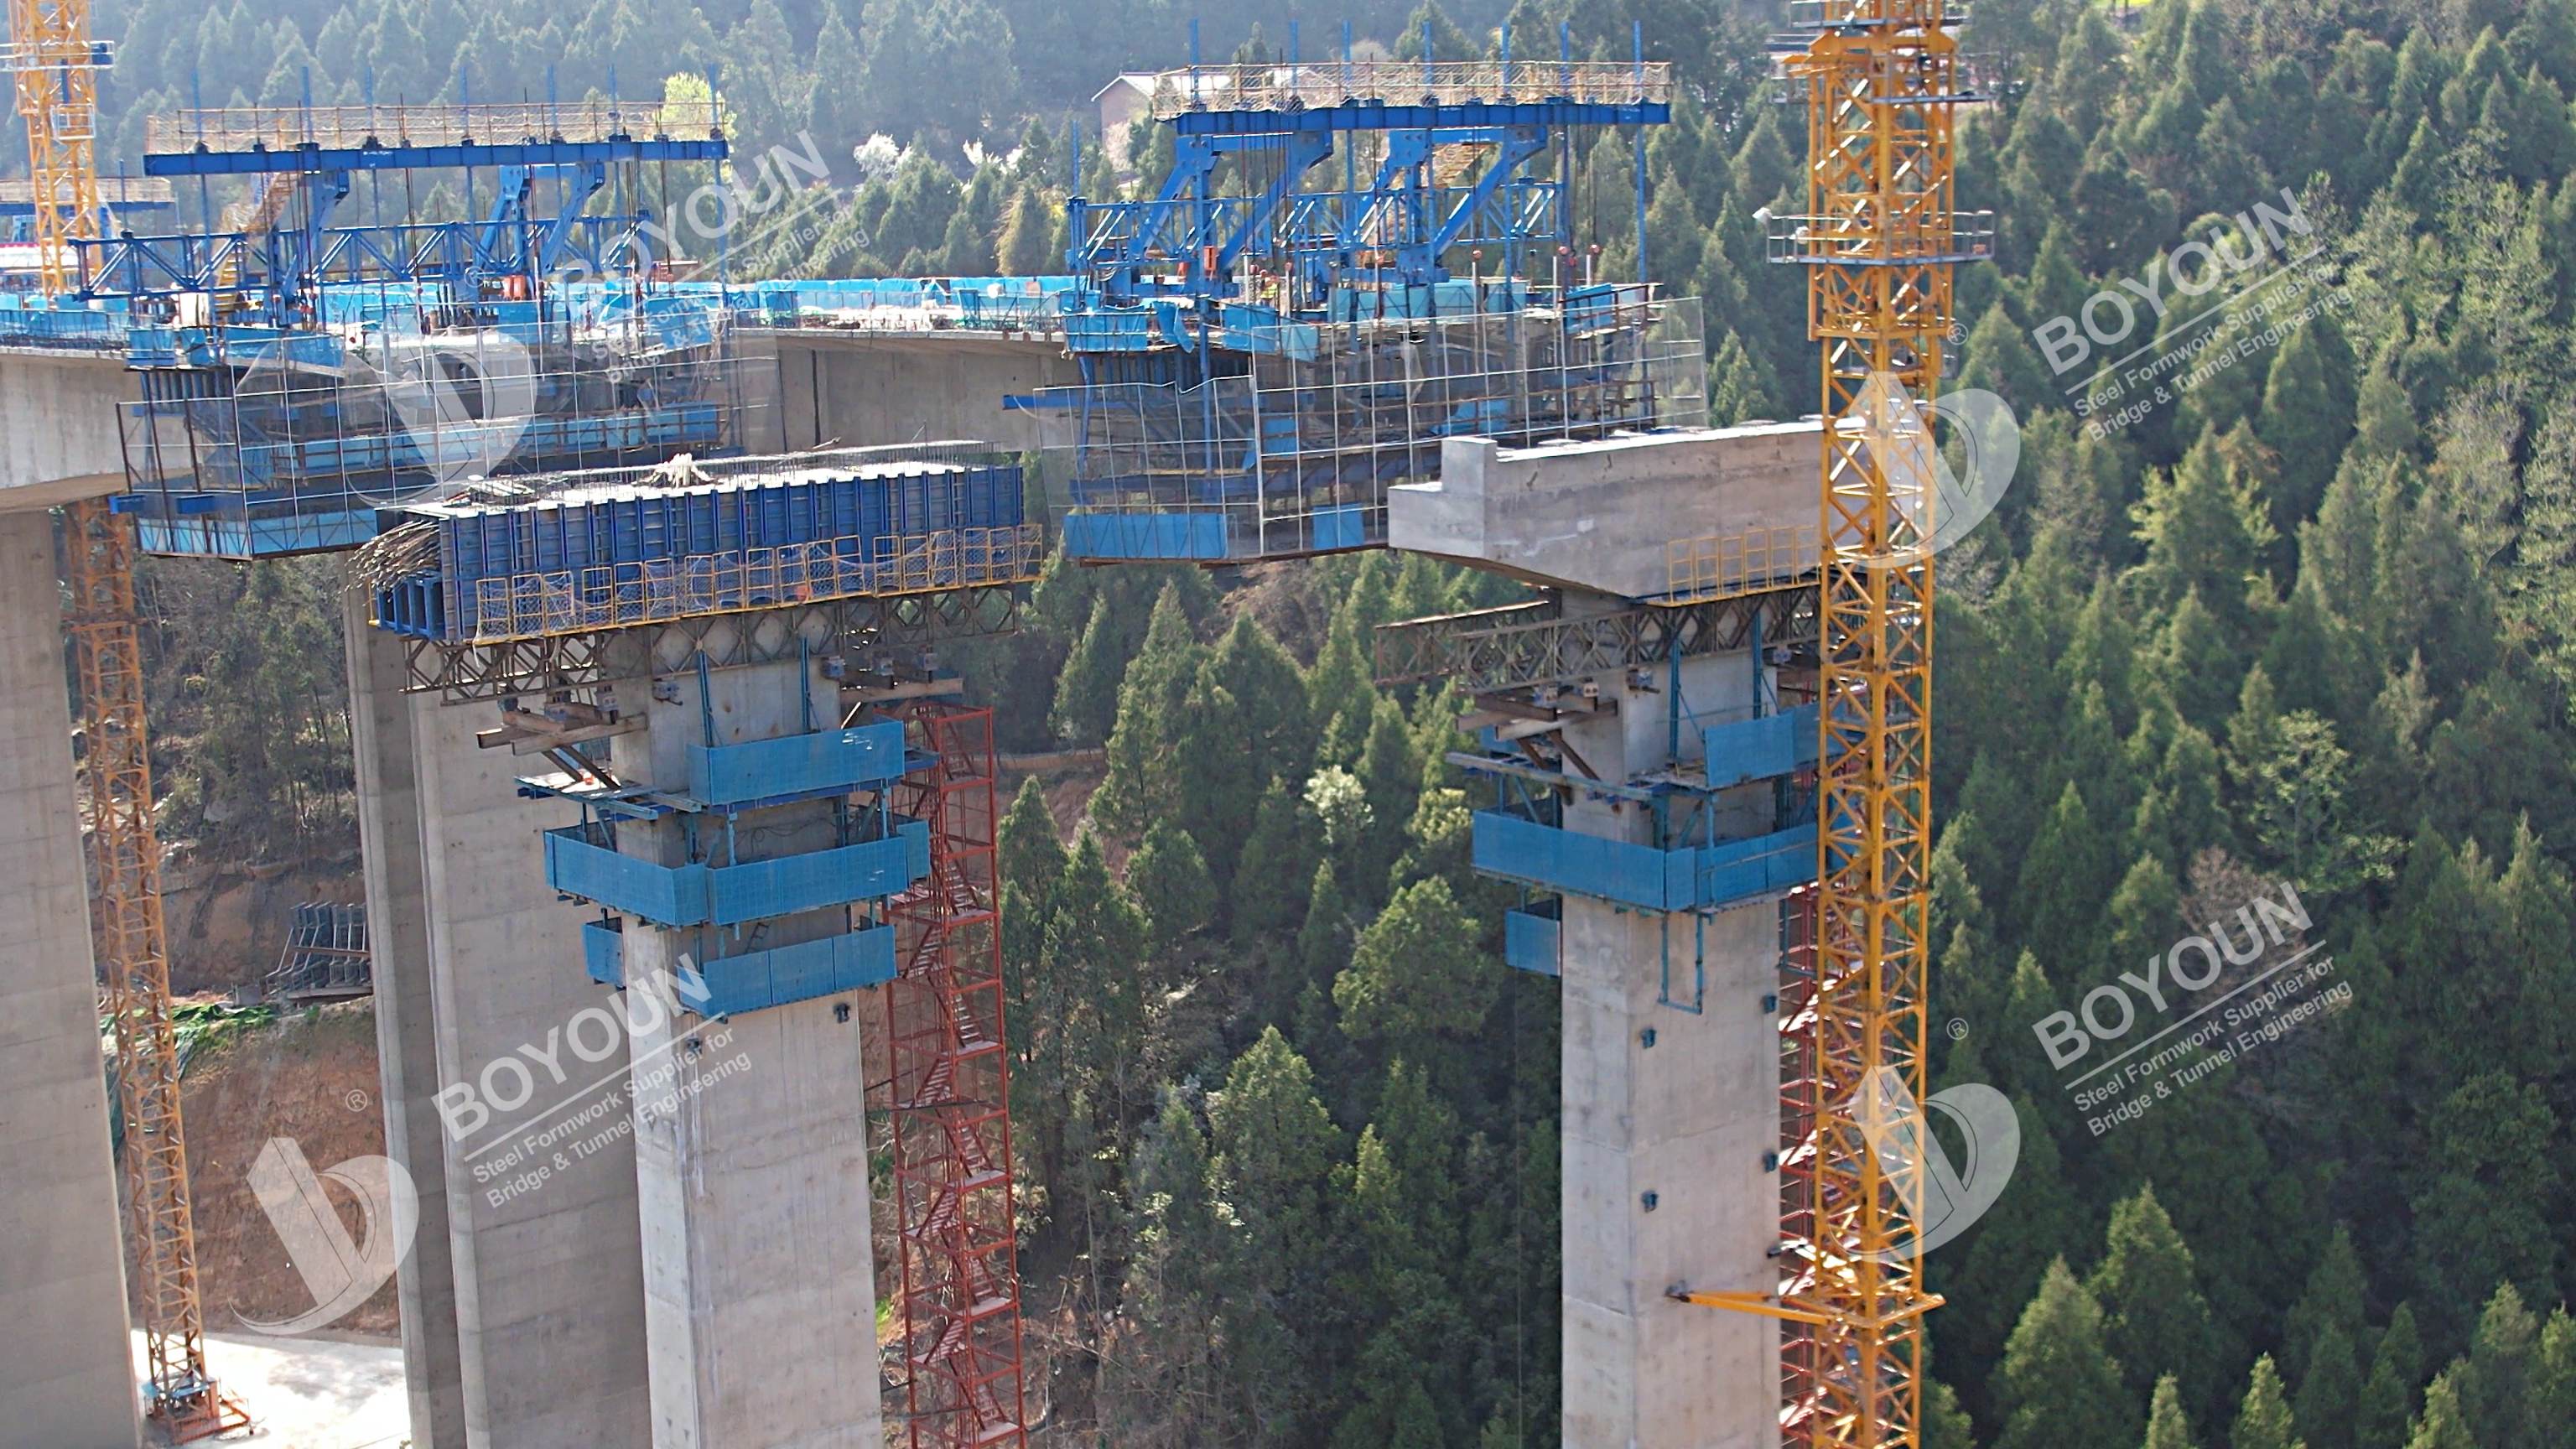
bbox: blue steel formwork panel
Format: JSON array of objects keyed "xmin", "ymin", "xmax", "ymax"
[
  {"xmin": 1504, "ymin": 900, "xmax": 1563, "ymax": 977},
  {"xmin": 1474, "ymin": 811, "xmax": 1667, "ymax": 910},
  {"xmin": 1701, "ymin": 704, "xmax": 1822, "ymax": 791},
  {"xmin": 544, "ymin": 818, "xmax": 929, "ymax": 928},
  {"xmin": 683, "ymin": 721, "xmax": 910, "ymax": 807},
  {"xmin": 692, "ymin": 927, "xmax": 897, "ymax": 1014},
  {"xmin": 378, "ymin": 460, "xmax": 1035, "ymax": 642},
  {"xmin": 1057, "ymin": 510, "xmax": 1229, "ymax": 561},
  {"xmin": 1470, "ymin": 811, "xmax": 1818, "ymax": 913},
  {"xmin": 578, "ymin": 920, "xmax": 895, "ymax": 1014},
  {"xmin": 583, "ymin": 918, "xmax": 626, "ymax": 987}
]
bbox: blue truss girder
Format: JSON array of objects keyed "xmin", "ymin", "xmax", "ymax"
[
  {"xmin": 76, "ymin": 215, "xmax": 657, "ymax": 310},
  {"xmin": 1072, "ymin": 124, "xmax": 1572, "ymax": 306},
  {"xmin": 479, "ymin": 163, "xmax": 610, "ymax": 278},
  {"xmin": 142, "ymin": 137, "xmax": 726, "ymax": 177}
]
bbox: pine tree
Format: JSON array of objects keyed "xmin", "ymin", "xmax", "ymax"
[
  {"xmin": 1094, "ymin": 583, "xmax": 1207, "ymax": 837},
  {"xmin": 1334, "ymin": 878, "xmax": 1497, "ymax": 1094},
  {"xmin": 1305, "ymin": 610, "xmax": 1379, "ymax": 768},
  {"xmin": 2145, "ymin": 1375, "xmax": 2199, "ymax": 1449},
  {"xmin": 2132, "ymin": 717, "xmax": 2233, "ymax": 872},
  {"xmin": 2457, "ymin": 1282, "xmax": 2538, "ymax": 1449},
  {"xmin": 2356, "ymin": 1306, "xmax": 2424, "ymax": 1449},
  {"xmin": 1207, "ymin": 1027, "xmax": 1345, "ymax": 1441},
  {"xmin": 1104, "ymin": 1088, "xmax": 1222, "ymax": 1445},
  {"xmin": 2017, "ymin": 780, "xmax": 2116, "ymax": 979},
  {"xmin": 2409, "ymin": 1078, "xmax": 2563, "ymax": 1334},
  {"xmin": 1175, "ymin": 615, "xmax": 1311, "ymax": 886},
  {"xmin": 1353, "ymin": 695, "xmax": 1426, "ymax": 902},
  {"xmin": 1924, "ymin": 1379, "xmax": 1977, "ymax": 1449},
  {"xmin": 2156, "ymin": 587, "xmax": 2249, "ymax": 735},
  {"xmin": 997, "ymin": 183, "xmax": 1056, "ymax": 275},
  {"xmin": 2297, "ymin": 1324, "xmax": 2363, "ymax": 1449},
  {"xmin": 1298, "ymin": 861, "xmax": 1350, "ymax": 993},
  {"xmin": 999, "ymin": 776, "xmax": 1067, "ymax": 900},
  {"xmin": 1229, "ymin": 776, "xmax": 1315, "ymax": 946},
  {"xmin": 1050, "ymin": 595, "xmax": 1124, "ymax": 744},
  {"xmin": 1707, "ymin": 330, "xmax": 1772, "ymax": 423},
  {"xmin": 1129, "ymin": 818, "xmax": 1216, "ymax": 957},
  {"xmin": 1996, "ymin": 1260, "xmax": 2139, "ymax": 1449},
  {"xmin": 2090, "ymin": 1185, "xmax": 2225, "ymax": 1423},
  {"xmin": 2527, "ymin": 1310, "xmax": 2576, "ymax": 1449},
  {"xmin": 1965, "ymin": 297, "xmax": 2056, "ymax": 414},
  {"xmin": 2403, "ymin": 1372, "xmax": 2478, "ymax": 1449},
  {"xmin": 2285, "ymin": 1227, "xmax": 2368, "ymax": 1387},
  {"xmin": 2133, "ymin": 430, "xmax": 2268, "ymax": 631},
  {"xmin": 2231, "ymin": 1355, "xmax": 2306, "ymax": 1449}
]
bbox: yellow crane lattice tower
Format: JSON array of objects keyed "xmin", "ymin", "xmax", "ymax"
[
  {"xmin": 1782, "ymin": 3, "xmax": 1973, "ymax": 1445},
  {"xmin": 65, "ymin": 506, "xmax": 247, "ymax": 1440},
  {"xmin": 4, "ymin": 0, "xmax": 104, "ymax": 293}
]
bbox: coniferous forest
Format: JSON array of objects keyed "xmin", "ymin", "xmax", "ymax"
[{"xmin": 48, "ymin": 0, "xmax": 2576, "ymax": 1443}]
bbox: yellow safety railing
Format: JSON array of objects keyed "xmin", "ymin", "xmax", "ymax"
[
  {"xmin": 1143, "ymin": 60, "xmax": 1670, "ymax": 117},
  {"xmin": 1664, "ymin": 525, "xmax": 1819, "ymax": 604},
  {"xmin": 464, "ymin": 524, "xmax": 1041, "ymax": 643},
  {"xmin": 147, "ymin": 98, "xmax": 724, "ymax": 153}
]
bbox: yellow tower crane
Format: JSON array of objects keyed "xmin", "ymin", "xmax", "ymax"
[
  {"xmin": 1673, "ymin": 3, "xmax": 1977, "ymax": 1445},
  {"xmin": 1783, "ymin": 3, "xmax": 1968, "ymax": 1444},
  {"xmin": 8, "ymin": 0, "xmax": 248, "ymax": 1436}
]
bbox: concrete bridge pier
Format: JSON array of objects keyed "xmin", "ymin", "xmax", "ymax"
[{"xmin": 0, "ymin": 501, "xmax": 143, "ymax": 1449}]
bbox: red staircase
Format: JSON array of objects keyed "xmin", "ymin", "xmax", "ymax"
[{"xmin": 886, "ymin": 704, "xmax": 1026, "ymax": 1448}]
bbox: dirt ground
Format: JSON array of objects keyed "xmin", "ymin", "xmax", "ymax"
[{"xmin": 174, "ymin": 1002, "xmax": 400, "ymax": 1338}]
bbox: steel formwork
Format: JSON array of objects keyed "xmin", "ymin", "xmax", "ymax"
[{"xmin": 881, "ymin": 704, "xmax": 1025, "ymax": 1448}]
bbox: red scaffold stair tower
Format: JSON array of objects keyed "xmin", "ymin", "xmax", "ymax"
[{"xmin": 886, "ymin": 702, "xmax": 1028, "ymax": 1446}]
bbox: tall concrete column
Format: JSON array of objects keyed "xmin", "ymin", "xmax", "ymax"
[
  {"xmin": 615, "ymin": 657, "xmax": 884, "ymax": 1449},
  {"xmin": 342, "ymin": 597, "xmax": 470, "ymax": 1448},
  {"xmin": 1555, "ymin": 629, "xmax": 1779, "ymax": 1449},
  {"xmin": 410, "ymin": 688, "xmax": 652, "ymax": 1447},
  {"xmin": 0, "ymin": 506, "xmax": 140, "ymax": 1449}
]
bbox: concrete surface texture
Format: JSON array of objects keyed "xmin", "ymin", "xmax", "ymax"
[
  {"xmin": 342, "ymin": 600, "xmax": 470, "ymax": 1449},
  {"xmin": 1389, "ymin": 423, "xmax": 1820, "ymax": 600},
  {"xmin": 617, "ymin": 657, "xmax": 886, "ymax": 1449},
  {"xmin": 408, "ymin": 688, "xmax": 652, "ymax": 1447},
  {"xmin": 772, "ymin": 332, "xmax": 1078, "ymax": 456},
  {"xmin": 143, "ymin": 1331, "xmax": 408, "ymax": 1449},
  {"xmin": 0, "ymin": 506, "xmax": 143, "ymax": 1449},
  {"xmin": 1555, "ymin": 640, "xmax": 1779, "ymax": 1449},
  {"xmin": 0, "ymin": 351, "xmax": 132, "ymax": 506}
]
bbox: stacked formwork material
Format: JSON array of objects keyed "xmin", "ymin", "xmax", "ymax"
[
  {"xmin": 884, "ymin": 703, "xmax": 1026, "ymax": 1447},
  {"xmin": 369, "ymin": 455, "xmax": 1041, "ymax": 643}
]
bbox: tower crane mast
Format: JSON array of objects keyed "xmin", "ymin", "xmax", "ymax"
[
  {"xmin": 8, "ymin": 0, "xmax": 247, "ymax": 1435},
  {"xmin": 1774, "ymin": 1, "xmax": 1978, "ymax": 1442}
]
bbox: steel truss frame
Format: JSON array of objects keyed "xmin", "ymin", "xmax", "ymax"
[
  {"xmin": 1372, "ymin": 585, "xmax": 1816, "ymax": 694},
  {"xmin": 882, "ymin": 704, "xmax": 1026, "ymax": 1447},
  {"xmin": 396, "ymin": 584, "xmax": 1022, "ymax": 701},
  {"xmin": 3, "ymin": 0, "xmax": 106, "ymax": 292},
  {"xmin": 63, "ymin": 501, "xmax": 248, "ymax": 1440},
  {"xmin": 1732, "ymin": 6, "xmax": 1968, "ymax": 1447}
]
